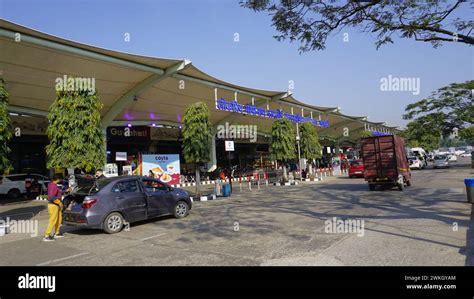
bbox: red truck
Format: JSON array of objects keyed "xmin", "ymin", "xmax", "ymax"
[{"xmin": 360, "ymin": 135, "xmax": 411, "ymax": 191}]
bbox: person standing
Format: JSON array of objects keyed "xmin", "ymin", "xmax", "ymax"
[
  {"xmin": 43, "ymin": 174, "xmax": 64, "ymax": 241},
  {"xmin": 24, "ymin": 173, "xmax": 32, "ymax": 199},
  {"xmin": 95, "ymin": 169, "xmax": 106, "ymax": 180}
]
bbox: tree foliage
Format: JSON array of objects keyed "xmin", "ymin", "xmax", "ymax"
[
  {"xmin": 241, "ymin": 0, "xmax": 473, "ymax": 52},
  {"xmin": 400, "ymin": 119, "xmax": 441, "ymax": 151},
  {"xmin": 46, "ymin": 83, "xmax": 105, "ymax": 172},
  {"xmin": 0, "ymin": 78, "xmax": 12, "ymax": 174},
  {"xmin": 182, "ymin": 102, "xmax": 212, "ymax": 164},
  {"xmin": 299, "ymin": 122, "xmax": 322, "ymax": 160},
  {"xmin": 459, "ymin": 126, "xmax": 474, "ymax": 142},
  {"xmin": 182, "ymin": 102, "xmax": 212, "ymax": 195},
  {"xmin": 403, "ymin": 80, "xmax": 473, "ymax": 138},
  {"xmin": 359, "ymin": 130, "xmax": 373, "ymax": 138},
  {"xmin": 271, "ymin": 118, "xmax": 296, "ymax": 162}
]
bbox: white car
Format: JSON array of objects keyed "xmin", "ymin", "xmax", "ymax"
[
  {"xmin": 460, "ymin": 152, "xmax": 472, "ymax": 157},
  {"xmin": 447, "ymin": 154, "xmax": 457, "ymax": 162},
  {"xmin": 408, "ymin": 156, "xmax": 423, "ymax": 169},
  {"xmin": 0, "ymin": 174, "xmax": 49, "ymax": 199},
  {"xmin": 433, "ymin": 155, "xmax": 450, "ymax": 169}
]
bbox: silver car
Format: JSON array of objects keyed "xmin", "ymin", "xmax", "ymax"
[
  {"xmin": 63, "ymin": 175, "xmax": 192, "ymax": 234},
  {"xmin": 433, "ymin": 155, "xmax": 450, "ymax": 169}
]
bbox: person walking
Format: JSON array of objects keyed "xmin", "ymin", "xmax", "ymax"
[{"xmin": 43, "ymin": 174, "xmax": 64, "ymax": 241}]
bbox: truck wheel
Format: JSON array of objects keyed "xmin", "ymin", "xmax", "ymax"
[
  {"xmin": 368, "ymin": 184, "xmax": 375, "ymax": 191},
  {"xmin": 397, "ymin": 183, "xmax": 404, "ymax": 191}
]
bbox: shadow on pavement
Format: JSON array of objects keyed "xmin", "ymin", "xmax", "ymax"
[{"xmin": 0, "ymin": 205, "xmax": 45, "ymax": 221}]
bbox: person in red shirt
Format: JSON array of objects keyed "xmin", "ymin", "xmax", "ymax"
[{"xmin": 43, "ymin": 174, "xmax": 64, "ymax": 241}]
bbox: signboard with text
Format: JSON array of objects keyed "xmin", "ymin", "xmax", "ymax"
[
  {"xmin": 141, "ymin": 154, "xmax": 180, "ymax": 185},
  {"xmin": 107, "ymin": 126, "xmax": 150, "ymax": 141},
  {"xmin": 116, "ymin": 152, "xmax": 127, "ymax": 161}
]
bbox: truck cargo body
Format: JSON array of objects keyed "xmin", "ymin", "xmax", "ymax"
[{"xmin": 361, "ymin": 135, "xmax": 411, "ymax": 191}]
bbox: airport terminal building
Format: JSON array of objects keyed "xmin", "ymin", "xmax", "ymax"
[{"xmin": 0, "ymin": 19, "xmax": 398, "ymax": 176}]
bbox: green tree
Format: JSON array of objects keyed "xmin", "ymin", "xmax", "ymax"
[
  {"xmin": 359, "ymin": 130, "xmax": 373, "ymax": 138},
  {"xmin": 182, "ymin": 102, "xmax": 212, "ymax": 195},
  {"xmin": 241, "ymin": 0, "xmax": 473, "ymax": 52},
  {"xmin": 403, "ymin": 80, "xmax": 473, "ymax": 141},
  {"xmin": 46, "ymin": 82, "xmax": 105, "ymax": 172},
  {"xmin": 459, "ymin": 126, "xmax": 474, "ymax": 143},
  {"xmin": 299, "ymin": 122, "xmax": 322, "ymax": 176},
  {"xmin": 0, "ymin": 78, "xmax": 13, "ymax": 174},
  {"xmin": 400, "ymin": 119, "xmax": 441, "ymax": 151},
  {"xmin": 271, "ymin": 118, "xmax": 295, "ymax": 181}
]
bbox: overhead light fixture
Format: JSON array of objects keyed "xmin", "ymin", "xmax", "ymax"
[{"xmin": 127, "ymin": 123, "xmax": 132, "ymax": 127}]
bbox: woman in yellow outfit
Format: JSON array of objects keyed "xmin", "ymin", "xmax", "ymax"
[{"xmin": 43, "ymin": 174, "xmax": 64, "ymax": 241}]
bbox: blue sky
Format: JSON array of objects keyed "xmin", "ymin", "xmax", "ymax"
[{"xmin": 1, "ymin": 0, "xmax": 472, "ymax": 128}]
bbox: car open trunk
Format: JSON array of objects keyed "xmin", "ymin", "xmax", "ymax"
[{"xmin": 63, "ymin": 192, "xmax": 89, "ymax": 210}]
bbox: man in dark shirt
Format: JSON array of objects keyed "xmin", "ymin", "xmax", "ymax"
[{"xmin": 24, "ymin": 173, "xmax": 32, "ymax": 199}]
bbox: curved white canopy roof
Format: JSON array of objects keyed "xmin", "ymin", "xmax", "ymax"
[{"xmin": 0, "ymin": 19, "xmax": 397, "ymax": 142}]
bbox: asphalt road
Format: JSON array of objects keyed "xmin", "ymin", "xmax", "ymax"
[{"xmin": 0, "ymin": 157, "xmax": 472, "ymax": 266}]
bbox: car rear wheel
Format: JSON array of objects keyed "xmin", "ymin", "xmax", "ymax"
[
  {"xmin": 174, "ymin": 201, "xmax": 189, "ymax": 218},
  {"xmin": 406, "ymin": 180, "xmax": 411, "ymax": 187},
  {"xmin": 7, "ymin": 188, "xmax": 21, "ymax": 199},
  {"xmin": 103, "ymin": 212, "xmax": 124, "ymax": 234}
]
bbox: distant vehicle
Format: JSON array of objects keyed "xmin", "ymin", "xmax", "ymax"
[
  {"xmin": 411, "ymin": 147, "xmax": 428, "ymax": 167},
  {"xmin": 0, "ymin": 174, "xmax": 49, "ymax": 199},
  {"xmin": 427, "ymin": 152, "xmax": 435, "ymax": 162},
  {"xmin": 454, "ymin": 150, "xmax": 465, "ymax": 156},
  {"xmin": 408, "ymin": 156, "xmax": 423, "ymax": 170},
  {"xmin": 348, "ymin": 160, "xmax": 364, "ymax": 178},
  {"xmin": 460, "ymin": 152, "xmax": 472, "ymax": 157},
  {"xmin": 361, "ymin": 135, "xmax": 411, "ymax": 191},
  {"xmin": 438, "ymin": 148, "xmax": 450, "ymax": 155},
  {"xmin": 447, "ymin": 154, "xmax": 457, "ymax": 162},
  {"xmin": 433, "ymin": 155, "xmax": 450, "ymax": 169},
  {"xmin": 63, "ymin": 175, "xmax": 192, "ymax": 234}
]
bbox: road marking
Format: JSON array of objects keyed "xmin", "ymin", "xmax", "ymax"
[
  {"xmin": 139, "ymin": 233, "xmax": 167, "ymax": 242},
  {"xmin": 36, "ymin": 252, "xmax": 89, "ymax": 266}
]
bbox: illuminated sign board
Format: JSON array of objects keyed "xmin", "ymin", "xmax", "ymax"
[
  {"xmin": 372, "ymin": 131, "xmax": 391, "ymax": 136},
  {"xmin": 216, "ymin": 98, "xmax": 330, "ymax": 128}
]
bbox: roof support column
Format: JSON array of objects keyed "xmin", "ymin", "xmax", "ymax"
[{"xmin": 207, "ymin": 133, "xmax": 217, "ymax": 173}]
